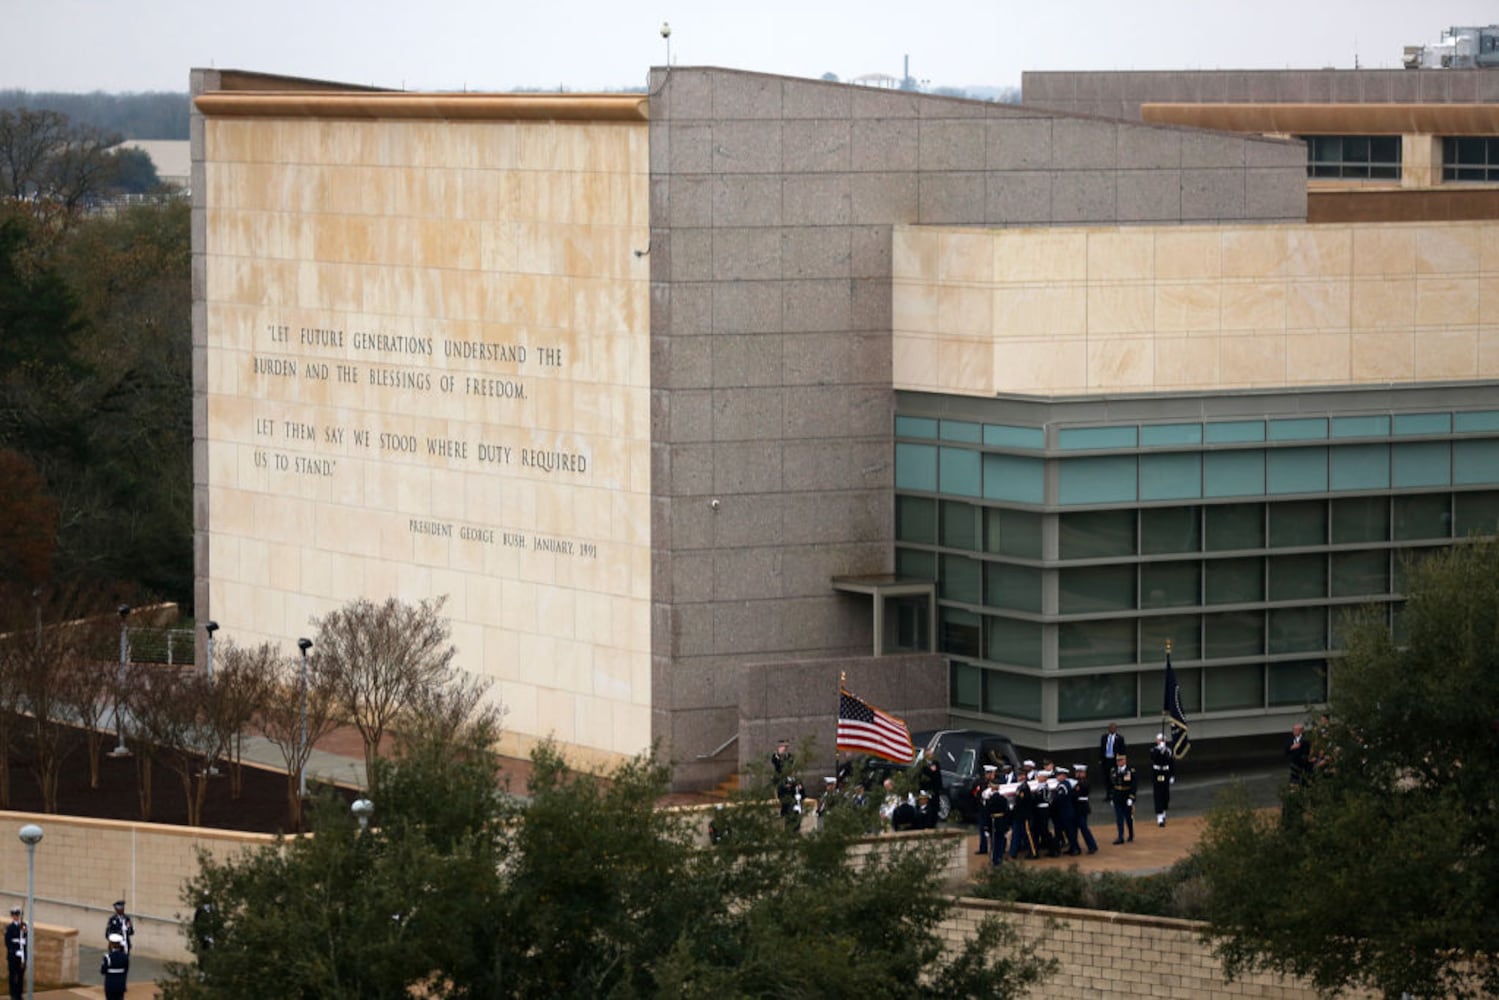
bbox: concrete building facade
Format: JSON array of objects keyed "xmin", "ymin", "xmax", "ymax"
[{"xmin": 192, "ymin": 64, "xmax": 1494, "ymax": 788}]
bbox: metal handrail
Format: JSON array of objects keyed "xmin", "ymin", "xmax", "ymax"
[{"xmin": 695, "ymin": 733, "xmax": 738, "ymax": 760}]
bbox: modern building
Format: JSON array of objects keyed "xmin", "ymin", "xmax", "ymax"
[{"xmin": 191, "ymin": 61, "xmax": 1499, "ymax": 789}]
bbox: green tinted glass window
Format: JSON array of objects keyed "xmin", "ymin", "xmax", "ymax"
[
  {"xmin": 895, "ymin": 443, "xmax": 938, "ymax": 491},
  {"xmin": 1453, "ymin": 410, "xmax": 1499, "ymax": 433},
  {"xmin": 951, "ymin": 661, "xmax": 982, "ymax": 709},
  {"xmin": 895, "ymin": 416, "xmax": 938, "ymax": 439},
  {"xmin": 1330, "ymin": 443, "xmax": 1390, "ymax": 491},
  {"xmin": 1141, "ymin": 614, "xmax": 1200, "ymax": 662},
  {"xmin": 1058, "ymin": 619, "xmax": 1137, "ymax": 669},
  {"xmin": 1059, "ymin": 455, "xmax": 1138, "ymax": 504},
  {"xmin": 1392, "ymin": 494, "xmax": 1450, "ymax": 541},
  {"xmin": 1331, "ymin": 550, "xmax": 1389, "ymax": 597},
  {"xmin": 1268, "ymin": 553, "xmax": 1327, "ymax": 601},
  {"xmin": 1205, "ymin": 557, "xmax": 1265, "ymax": 605},
  {"xmin": 1392, "ymin": 412, "xmax": 1449, "ymax": 435},
  {"xmin": 939, "ymin": 446, "xmax": 981, "ymax": 497},
  {"xmin": 1205, "ymin": 504, "xmax": 1264, "ymax": 551},
  {"xmin": 1391, "ymin": 442, "xmax": 1450, "ymax": 488},
  {"xmin": 1059, "ymin": 509, "xmax": 1136, "ymax": 559},
  {"xmin": 1141, "ymin": 506, "xmax": 1201, "ymax": 554},
  {"xmin": 1205, "ymin": 421, "xmax": 1265, "ymax": 443},
  {"xmin": 1204, "ymin": 611, "xmax": 1264, "ymax": 658},
  {"xmin": 941, "ymin": 554, "xmax": 982, "ymax": 603},
  {"xmin": 986, "ymin": 507, "xmax": 1044, "ymax": 559},
  {"xmin": 1331, "ymin": 496, "xmax": 1389, "ymax": 544},
  {"xmin": 939, "ymin": 607, "xmax": 982, "ymax": 658},
  {"xmin": 984, "ymin": 669, "xmax": 1042, "ymax": 721},
  {"xmin": 1140, "ymin": 452, "xmax": 1203, "ymax": 501},
  {"xmin": 1204, "ymin": 450, "xmax": 1266, "ymax": 497},
  {"xmin": 1267, "ymin": 448, "xmax": 1328, "ymax": 494},
  {"xmin": 1057, "ymin": 673, "xmax": 1138, "ymax": 723},
  {"xmin": 1141, "ymin": 665, "xmax": 1202, "ymax": 712},
  {"xmin": 1141, "ymin": 423, "xmax": 1203, "ymax": 447},
  {"xmin": 1332, "ymin": 415, "xmax": 1390, "ymax": 438},
  {"xmin": 941, "ymin": 500, "xmax": 979, "ymax": 549},
  {"xmin": 1268, "ymin": 660, "xmax": 1327, "ymax": 707},
  {"xmin": 1268, "ymin": 500, "xmax": 1327, "ymax": 547},
  {"xmin": 983, "ymin": 453, "xmax": 1045, "ymax": 504},
  {"xmin": 940, "ymin": 420, "xmax": 982, "ymax": 443},
  {"xmin": 986, "ymin": 617, "xmax": 1043, "ymax": 670},
  {"xmin": 1059, "ymin": 565, "xmax": 1137, "ymax": 614},
  {"xmin": 1454, "ymin": 491, "xmax": 1499, "ymax": 537},
  {"xmin": 985, "ymin": 563, "xmax": 1042, "ymax": 613},
  {"xmin": 1453, "ymin": 440, "xmax": 1499, "ymax": 486},
  {"xmin": 1205, "ymin": 663, "xmax": 1264, "ymax": 711},
  {"xmin": 983, "ymin": 424, "xmax": 1045, "ymax": 450},
  {"xmin": 896, "ymin": 496, "xmax": 937, "ymax": 544},
  {"xmin": 1141, "ymin": 561, "xmax": 1201, "ymax": 609},
  {"xmin": 1269, "ymin": 606, "xmax": 1327, "ymax": 654},
  {"xmin": 896, "ymin": 547, "xmax": 935, "ymax": 579},
  {"xmin": 1269, "ymin": 418, "xmax": 1327, "ymax": 441},
  {"xmin": 1059, "ymin": 426, "xmax": 1138, "ymax": 450}
]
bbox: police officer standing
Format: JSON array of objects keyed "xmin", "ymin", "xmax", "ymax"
[
  {"xmin": 106, "ymin": 899, "xmax": 134, "ymax": 954},
  {"xmin": 5, "ymin": 906, "xmax": 26, "ymax": 1000},
  {"xmin": 1110, "ymin": 751, "xmax": 1137, "ymax": 844},
  {"xmin": 101, "ymin": 933, "xmax": 129, "ymax": 1000},
  {"xmin": 1150, "ymin": 732, "xmax": 1175, "ymax": 827}
]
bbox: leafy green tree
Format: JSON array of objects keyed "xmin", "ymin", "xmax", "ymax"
[
  {"xmin": 161, "ymin": 736, "xmax": 1053, "ymax": 999},
  {"xmin": 1193, "ymin": 540, "xmax": 1499, "ymax": 1000}
]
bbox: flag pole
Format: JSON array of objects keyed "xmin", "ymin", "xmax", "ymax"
[{"xmin": 1162, "ymin": 639, "xmax": 1172, "ymax": 735}]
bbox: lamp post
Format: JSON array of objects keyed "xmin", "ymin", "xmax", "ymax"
[
  {"xmin": 111, "ymin": 605, "xmax": 131, "ymax": 757},
  {"xmin": 296, "ymin": 638, "xmax": 312, "ymax": 799},
  {"xmin": 203, "ymin": 620, "xmax": 219, "ymax": 685},
  {"xmin": 18, "ymin": 823, "xmax": 42, "ymax": 1000},
  {"xmin": 351, "ymin": 796, "xmax": 374, "ymax": 833}
]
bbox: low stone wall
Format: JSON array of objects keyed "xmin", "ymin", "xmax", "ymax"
[
  {"xmin": 1, "ymin": 813, "xmax": 274, "ymax": 964},
  {"xmin": 940, "ymin": 897, "xmax": 1375, "ymax": 999},
  {"xmin": 34, "ymin": 922, "xmax": 78, "ymax": 987}
]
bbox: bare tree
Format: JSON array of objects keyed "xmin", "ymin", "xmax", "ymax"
[
  {"xmin": 0, "ymin": 108, "xmax": 123, "ymax": 211},
  {"xmin": 314, "ymin": 596, "xmax": 457, "ymax": 784},
  {"xmin": 256, "ymin": 644, "xmax": 341, "ymax": 831},
  {"xmin": 401, "ymin": 669, "xmax": 505, "ymax": 759},
  {"xmin": 210, "ymin": 641, "xmax": 276, "ymax": 799},
  {"xmin": 0, "ymin": 632, "xmax": 27, "ymax": 808},
  {"xmin": 127, "ymin": 667, "xmax": 232, "ymax": 827},
  {"xmin": 18, "ymin": 619, "xmax": 92, "ymax": 812}
]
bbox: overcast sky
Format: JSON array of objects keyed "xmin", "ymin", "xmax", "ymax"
[{"xmin": 3, "ymin": 0, "xmax": 1495, "ymax": 94}]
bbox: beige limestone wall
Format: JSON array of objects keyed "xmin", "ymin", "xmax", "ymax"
[
  {"xmin": 1, "ymin": 813, "xmax": 274, "ymax": 964},
  {"xmin": 201, "ymin": 115, "xmax": 651, "ymax": 764},
  {"xmin": 940, "ymin": 898, "xmax": 1377, "ymax": 999},
  {"xmin": 893, "ymin": 220, "xmax": 1499, "ymax": 397}
]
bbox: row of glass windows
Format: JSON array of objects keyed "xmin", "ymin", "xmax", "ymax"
[
  {"xmin": 931, "ymin": 601, "xmax": 1383, "ymax": 671},
  {"xmin": 897, "ymin": 493, "xmax": 1499, "ymax": 560},
  {"xmin": 896, "ymin": 440, "xmax": 1499, "ymax": 505},
  {"xmin": 1295, "ymin": 135, "xmax": 1499, "ymax": 184},
  {"xmin": 952, "ymin": 659, "xmax": 1328, "ymax": 724},
  {"xmin": 1303, "ymin": 135, "xmax": 1401, "ymax": 180},
  {"xmin": 895, "ymin": 411, "xmax": 1499, "ymax": 454},
  {"xmin": 1443, "ymin": 137, "xmax": 1499, "ymax": 183}
]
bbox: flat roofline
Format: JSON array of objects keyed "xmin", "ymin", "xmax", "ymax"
[
  {"xmin": 1142, "ymin": 102, "xmax": 1499, "ymax": 135},
  {"xmin": 193, "ymin": 91, "xmax": 649, "ymax": 122}
]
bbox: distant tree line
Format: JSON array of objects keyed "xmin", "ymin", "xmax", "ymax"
[
  {"xmin": 0, "ymin": 89, "xmax": 189, "ymax": 140},
  {"xmin": 1, "ymin": 108, "xmax": 189, "ymax": 610}
]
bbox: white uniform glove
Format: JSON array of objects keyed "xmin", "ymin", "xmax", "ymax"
[{"xmin": 1126, "ymin": 798, "xmax": 1133, "ymax": 808}]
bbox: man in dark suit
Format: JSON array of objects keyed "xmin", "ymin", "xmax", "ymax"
[
  {"xmin": 1287, "ymin": 723, "xmax": 1313, "ymax": 785},
  {"xmin": 1099, "ymin": 723, "xmax": 1126, "ymax": 802}
]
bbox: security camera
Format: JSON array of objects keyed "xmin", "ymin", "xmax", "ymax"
[{"xmin": 709, "ymin": 498, "xmax": 720, "ymax": 511}]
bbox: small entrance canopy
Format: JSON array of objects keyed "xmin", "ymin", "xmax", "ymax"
[{"xmin": 831, "ymin": 574, "xmax": 936, "ymax": 657}]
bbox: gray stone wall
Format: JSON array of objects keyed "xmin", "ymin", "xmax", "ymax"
[
  {"xmin": 647, "ymin": 66, "xmax": 1307, "ymax": 789},
  {"xmin": 1022, "ymin": 68, "xmax": 1499, "ymax": 121}
]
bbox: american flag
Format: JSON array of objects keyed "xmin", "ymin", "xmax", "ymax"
[{"xmin": 837, "ymin": 687, "xmax": 915, "ymax": 763}]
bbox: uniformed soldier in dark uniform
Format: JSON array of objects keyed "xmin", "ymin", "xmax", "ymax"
[
  {"xmin": 1033, "ymin": 771, "xmax": 1057, "ymax": 856},
  {"xmin": 101, "ymin": 934, "xmax": 129, "ymax": 1000},
  {"xmin": 1110, "ymin": 751, "xmax": 1137, "ymax": 843},
  {"xmin": 1150, "ymin": 733, "xmax": 1175, "ymax": 826},
  {"xmin": 105, "ymin": 899, "xmax": 134, "ymax": 954},
  {"xmin": 1072, "ymin": 764, "xmax": 1100, "ymax": 854},
  {"xmin": 1053, "ymin": 765, "xmax": 1080, "ymax": 855},
  {"xmin": 1007, "ymin": 774, "xmax": 1036, "ymax": 859},
  {"xmin": 5, "ymin": 907, "xmax": 26, "ymax": 1000},
  {"xmin": 770, "ymin": 740, "xmax": 792, "ymax": 777},
  {"xmin": 984, "ymin": 777, "xmax": 1012, "ymax": 866},
  {"xmin": 776, "ymin": 772, "xmax": 804, "ymax": 831},
  {"xmin": 975, "ymin": 765, "xmax": 1000, "ymax": 854}
]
